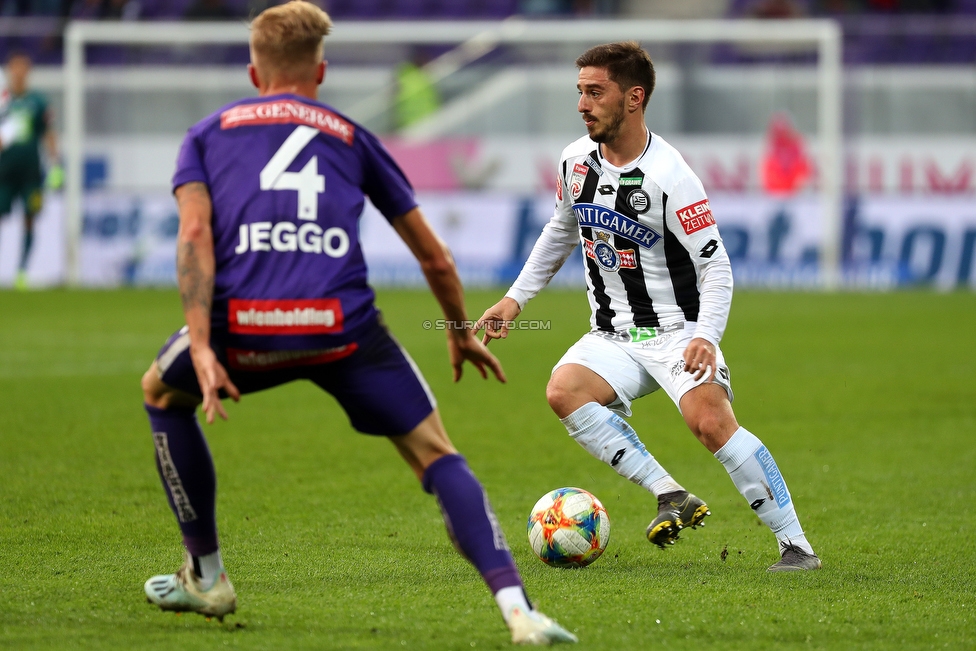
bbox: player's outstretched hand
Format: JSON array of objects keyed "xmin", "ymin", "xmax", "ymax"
[
  {"xmin": 189, "ymin": 345, "xmax": 241, "ymax": 424},
  {"xmin": 683, "ymin": 337, "xmax": 717, "ymax": 383},
  {"xmin": 476, "ymin": 297, "xmax": 522, "ymax": 346},
  {"xmin": 448, "ymin": 330, "xmax": 507, "ymax": 384}
]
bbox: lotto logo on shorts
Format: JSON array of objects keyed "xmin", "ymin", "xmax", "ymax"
[
  {"xmin": 228, "ymin": 298, "xmax": 344, "ymax": 335},
  {"xmin": 676, "ymin": 199, "xmax": 716, "ymax": 235}
]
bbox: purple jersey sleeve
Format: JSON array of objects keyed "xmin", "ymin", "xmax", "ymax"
[
  {"xmin": 357, "ymin": 130, "xmax": 417, "ymax": 222},
  {"xmin": 172, "ymin": 128, "xmax": 210, "ymax": 191}
]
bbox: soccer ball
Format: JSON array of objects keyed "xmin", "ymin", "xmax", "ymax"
[{"xmin": 527, "ymin": 487, "xmax": 610, "ymax": 568}]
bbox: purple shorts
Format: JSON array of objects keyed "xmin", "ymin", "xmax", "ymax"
[{"xmin": 154, "ymin": 320, "xmax": 436, "ymax": 436}]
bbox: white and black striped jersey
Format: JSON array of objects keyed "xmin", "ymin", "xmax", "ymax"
[{"xmin": 506, "ymin": 131, "xmax": 733, "ymax": 345}]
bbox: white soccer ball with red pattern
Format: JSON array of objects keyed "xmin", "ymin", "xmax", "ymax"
[{"xmin": 527, "ymin": 487, "xmax": 610, "ymax": 568}]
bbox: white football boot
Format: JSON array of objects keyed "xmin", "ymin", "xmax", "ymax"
[
  {"xmin": 508, "ymin": 606, "xmax": 578, "ymax": 645},
  {"xmin": 144, "ymin": 552, "xmax": 236, "ymax": 620}
]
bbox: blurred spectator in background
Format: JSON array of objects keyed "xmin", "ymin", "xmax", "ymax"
[
  {"xmin": 812, "ymin": 0, "xmax": 951, "ymax": 12},
  {"xmin": 65, "ymin": 0, "xmax": 141, "ymax": 19},
  {"xmin": 863, "ymin": 0, "xmax": 951, "ymax": 11},
  {"xmin": 185, "ymin": 0, "xmax": 235, "ymax": 20},
  {"xmin": 0, "ymin": 52, "xmax": 60, "ymax": 290},
  {"xmin": 746, "ymin": 0, "xmax": 808, "ymax": 17},
  {"xmin": 394, "ymin": 48, "xmax": 440, "ymax": 131},
  {"xmin": 519, "ymin": 0, "xmax": 619, "ymax": 15},
  {"xmin": 723, "ymin": 0, "xmax": 810, "ymax": 17},
  {"xmin": 760, "ymin": 113, "xmax": 810, "ymax": 196},
  {"xmin": 1, "ymin": 0, "xmax": 31, "ymax": 15},
  {"xmin": 621, "ymin": 0, "xmax": 727, "ymax": 19}
]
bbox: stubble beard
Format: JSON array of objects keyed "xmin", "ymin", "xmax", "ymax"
[{"xmin": 587, "ymin": 99, "xmax": 626, "ymax": 145}]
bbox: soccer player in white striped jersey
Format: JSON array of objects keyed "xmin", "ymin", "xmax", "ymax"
[{"xmin": 479, "ymin": 41, "xmax": 820, "ymax": 572}]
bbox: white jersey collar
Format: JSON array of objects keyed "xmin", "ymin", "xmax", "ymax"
[{"xmin": 596, "ymin": 128, "xmax": 651, "ymax": 174}]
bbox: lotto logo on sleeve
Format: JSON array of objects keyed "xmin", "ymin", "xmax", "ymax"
[
  {"xmin": 556, "ymin": 172, "xmax": 563, "ymax": 201},
  {"xmin": 228, "ymin": 298, "xmax": 344, "ymax": 335},
  {"xmin": 676, "ymin": 199, "xmax": 716, "ymax": 235}
]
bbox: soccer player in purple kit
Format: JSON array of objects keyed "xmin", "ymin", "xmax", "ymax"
[{"xmin": 139, "ymin": 2, "xmax": 575, "ymax": 645}]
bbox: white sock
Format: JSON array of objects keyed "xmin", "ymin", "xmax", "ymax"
[
  {"xmin": 714, "ymin": 427, "xmax": 814, "ymax": 555},
  {"xmin": 648, "ymin": 475, "xmax": 685, "ymax": 497},
  {"xmin": 561, "ymin": 403, "xmax": 682, "ymax": 497},
  {"xmin": 193, "ymin": 549, "xmax": 224, "ymax": 589},
  {"xmin": 495, "ymin": 586, "xmax": 532, "ymax": 624}
]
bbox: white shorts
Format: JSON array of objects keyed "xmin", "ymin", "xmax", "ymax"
[{"xmin": 553, "ymin": 324, "xmax": 734, "ymax": 418}]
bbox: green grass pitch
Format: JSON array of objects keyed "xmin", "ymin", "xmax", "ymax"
[{"xmin": 1, "ymin": 288, "xmax": 974, "ymax": 650}]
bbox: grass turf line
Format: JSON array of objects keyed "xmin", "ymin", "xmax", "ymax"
[{"xmin": 0, "ymin": 288, "xmax": 973, "ymax": 650}]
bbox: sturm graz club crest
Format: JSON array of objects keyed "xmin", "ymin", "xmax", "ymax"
[
  {"xmin": 627, "ymin": 189, "xmax": 650, "ymax": 214},
  {"xmin": 585, "ymin": 231, "xmax": 636, "ymax": 273}
]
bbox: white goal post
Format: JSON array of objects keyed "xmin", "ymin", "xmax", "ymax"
[{"xmin": 63, "ymin": 18, "xmax": 843, "ymax": 287}]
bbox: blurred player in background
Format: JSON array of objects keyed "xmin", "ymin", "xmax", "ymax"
[
  {"xmin": 480, "ymin": 41, "xmax": 821, "ymax": 572},
  {"xmin": 139, "ymin": 1, "xmax": 575, "ymax": 644},
  {"xmin": 0, "ymin": 66, "xmax": 8, "ymax": 112},
  {"xmin": 0, "ymin": 52, "xmax": 61, "ymax": 290}
]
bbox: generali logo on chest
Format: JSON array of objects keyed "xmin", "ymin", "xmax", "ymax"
[{"xmin": 220, "ymin": 99, "xmax": 355, "ymax": 145}]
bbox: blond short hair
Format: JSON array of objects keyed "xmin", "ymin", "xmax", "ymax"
[{"xmin": 250, "ymin": 1, "xmax": 332, "ymax": 80}]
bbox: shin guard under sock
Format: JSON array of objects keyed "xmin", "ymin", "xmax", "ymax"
[
  {"xmin": 422, "ymin": 454, "xmax": 525, "ymax": 597},
  {"xmin": 714, "ymin": 427, "xmax": 812, "ymax": 554},
  {"xmin": 561, "ymin": 402, "xmax": 682, "ymax": 496},
  {"xmin": 145, "ymin": 404, "xmax": 219, "ymax": 557}
]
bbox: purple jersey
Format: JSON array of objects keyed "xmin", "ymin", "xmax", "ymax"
[{"xmin": 173, "ymin": 94, "xmax": 417, "ymax": 350}]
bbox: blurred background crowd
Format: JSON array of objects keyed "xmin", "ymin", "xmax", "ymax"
[
  {"xmin": 2, "ymin": 0, "xmax": 975, "ymax": 65},
  {"xmin": 0, "ymin": 0, "xmax": 968, "ymax": 20}
]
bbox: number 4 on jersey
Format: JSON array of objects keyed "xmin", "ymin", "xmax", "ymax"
[{"xmin": 260, "ymin": 125, "xmax": 325, "ymax": 221}]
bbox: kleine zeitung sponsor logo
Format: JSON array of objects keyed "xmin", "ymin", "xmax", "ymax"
[{"xmin": 676, "ymin": 199, "xmax": 716, "ymax": 235}]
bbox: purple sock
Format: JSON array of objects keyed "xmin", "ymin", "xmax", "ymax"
[
  {"xmin": 145, "ymin": 404, "xmax": 219, "ymax": 557},
  {"xmin": 422, "ymin": 454, "xmax": 524, "ymax": 595}
]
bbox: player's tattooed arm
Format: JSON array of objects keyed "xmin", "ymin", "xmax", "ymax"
[
  {"xmin": 174, "ymin": 181, "xmax": 240, "ymax": 422},
  {"xmin": 175, "ymin": 182, "xmax": 215, "ymax": 331}
]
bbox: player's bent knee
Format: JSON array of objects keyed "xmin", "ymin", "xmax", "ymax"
[
  {"xmin": 695, "ymin": 412, "xmax": 729, "ymax": 438},
  {"xmin": 547, "ymin": 365, "xmax": 615, "ymax": 418},
  {"xmin": 684, "ymin": 406, "xmax": 737, "ymax": 452},
  {"xmin": 141, "ymin": 366, "xmax": 163, "ymax": 406},
  {"xmin": 141, "ymin": 362, "xmax": 200, "ymax": 411},
  {"xmin": 545, "ymin": 380, "xmax": 572, "ymax": 416},
  {"xmin": 546, "ymin": 379, "xmax": 591, "ymax": 419}
]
